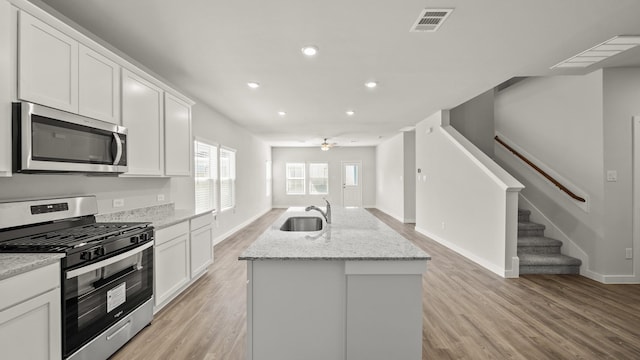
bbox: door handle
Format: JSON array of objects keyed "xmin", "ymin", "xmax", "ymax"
[{"xmin": 112, "ymin": 133, "xmax": 123, "ymax": 165}]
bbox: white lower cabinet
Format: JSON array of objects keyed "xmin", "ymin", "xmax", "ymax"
[
  {"xmin": 154, "ymin": 222, "xmax": 190, "ymax": 310},
  {"xmin": 153, "ymin": 214, "xmax": 214, "ymax": 312},
  {"xmin": 0, "ymin": 262, "xmax": 61, "ymax": 360},
  {"xmin": 190, "ymin": 213, "xmax": 214, "ymax": 278}
]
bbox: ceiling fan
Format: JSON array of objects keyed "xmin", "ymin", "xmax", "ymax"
[{"xmin": 320, "ymin": 138, "xmax": 337, "ymax": 151}]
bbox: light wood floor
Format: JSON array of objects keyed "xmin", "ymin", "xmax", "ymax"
[{"xmin": 111, "ymin": 208, "xmax": 640, "ymax": 359}]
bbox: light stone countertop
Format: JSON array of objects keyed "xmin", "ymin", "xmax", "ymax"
[
  {"xmin": 239, "ymin": 207, "xmax": 431, "ymax": 261},
  {"xmin": 95, "ymin": 203, "xmax": 213, "ymax": 230},
  {"xmin": 0, "ymin": 253, "xmax": 64, "ymax": 281},
  {"xmin": 0, "ymin": 204, "xmax": 211, "ymax": 282}
]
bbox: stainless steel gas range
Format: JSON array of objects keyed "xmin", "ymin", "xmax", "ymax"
[{"xmin": 0, "ymin": 195, "xmax": 154, "ymax": 360}]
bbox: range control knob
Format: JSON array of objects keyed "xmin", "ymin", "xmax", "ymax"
[
  {"xmin": 94, "ymin": 247, "xmax": 105, "ymax": 257},
  {"xmin": 130, "ymin": 235, "xmax": 140, "ymax": 244},
  {"xmin": 80, "ymin": 251, "xmax": 93, "ymax": 260},
  {"xmin": 140, "ymin": 232, "xmax": 149, "ymax": 241}
]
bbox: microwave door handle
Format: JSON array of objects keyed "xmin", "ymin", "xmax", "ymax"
[{"xmin": 112, "ymin": 133, "xmax": 123, "ymax": 165}]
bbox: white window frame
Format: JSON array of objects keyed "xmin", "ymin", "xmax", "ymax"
[
  {"xmin": 219, "ymin": 146, "xmax": 236, "ymax": 211},
  {"xmin": 194, "ymin": 138, "xmax": 218, "ymax": 214},
  {"xmin": 308, "ymin": 162, "xmax": 329, "ymax": 195},
  {"xmin": 286, "ymin": 163, "xmax": 306, "ymax": 195}
]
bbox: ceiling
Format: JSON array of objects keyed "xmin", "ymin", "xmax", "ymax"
[{"xmin": 38, "ymin": 0, "xmax": 640, "ymax": 147}]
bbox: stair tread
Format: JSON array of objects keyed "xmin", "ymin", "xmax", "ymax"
[
  {"xmin": 518, "ymin": 236, "xmax": 563, "ymax": 247},
  {"xmin": 518, "ymin": 209, "xmax": 531, "ymax": 215},
  {"xmin": 519, "ymin": 253, "xmax": 582, "ymax": 266},
  {"xmin": 518, "ymin": 221, "xmax": 545, "ymax": 230}
]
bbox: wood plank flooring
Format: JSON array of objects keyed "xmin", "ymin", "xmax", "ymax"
[{"xmin": 111, "ymin": 208, "xmax": 640, "ymax": 359}]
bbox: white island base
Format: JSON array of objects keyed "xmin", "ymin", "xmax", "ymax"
[{"xmin": 246, "ymin": 259, "xmax": 426, "ymax": 360}]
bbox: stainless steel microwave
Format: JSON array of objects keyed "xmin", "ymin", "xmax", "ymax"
[{"xmin": 12, "ymin": 102, "xmax": 128, "ymax": 174}]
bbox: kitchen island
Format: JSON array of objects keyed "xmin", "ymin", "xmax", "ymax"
[{"xmin": 239, "ymin": 207, "xmax": 430, "ymax": 360}]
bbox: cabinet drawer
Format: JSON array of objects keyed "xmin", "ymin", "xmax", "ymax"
[
  {"xmin": 0, "ymin": 262, "xmax": 59, "ymax": 311},
  {"xmin": 155, "ymin": 221, "xmax": 189, "ymax": 246},
  {"xmin": 190, "ymin": 213, "xmax": 213, "ymax": 231}
]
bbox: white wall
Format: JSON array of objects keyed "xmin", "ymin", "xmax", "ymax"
[
  {"xmin": 449, "ymin": 89, "xmax": 495, "ymax": 157},
  {"xmin": 272, "ymin": 147, "xmax": 376, "ymax": 208},
  {"xmin": 602, "ymin": 67, "xmax": 640, "ymax": 279},
  {"xmin": 403, "ymin": 131, "xmax": 416, "ymax": 223},
  {"xmin": 374, "ymin": 131, "xmax": 416, "ymax": 223},
  {"xmin": 494, "ymin": 73, "xmax": 608, "ymax": 276},
  {"xmin": 415, "ymin": 110, "xmax": 522, "ymax": 276},
  {"xmin": 172, "ymin": 101, "xmax": 272, "ymax": 245},
  {"xmin": 375, "ymin": 133, "xmax": 404, "ymax": 222}
]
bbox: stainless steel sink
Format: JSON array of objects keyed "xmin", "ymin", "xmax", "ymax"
[{"xmin": 280, "ymin": 217, "xmax": 323, "ymax": 231}]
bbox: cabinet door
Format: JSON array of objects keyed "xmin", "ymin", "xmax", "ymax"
[
  {"xmin": 18, "ymin": 11, "xmax": 78, "ymax": 113},
  {"xmin": 190, "ymin": 225, "xmax": 213, "ymax": 277},
  {"xmin": 122, "ymin": 69, "xmax": 164, "ymax": 176},
  {"xmin": 79, "ymin": 44, "xmax": 120, "ymax": 124},
  {"xmin": 0, "ymin": 0, "xmax": 12, "ymax": 176},
  {"xmin": 154, "ymin": 233, "xmax": 190, "ymax": 308},
  {"xmin": 164, "ymin": 93, "xmax": 192, "ymax": 176},
  {"xmin": 0, "ymin": 288, "xmax": 61, "ymax": 360}
]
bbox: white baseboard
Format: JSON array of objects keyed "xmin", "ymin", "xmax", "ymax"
[
  {"xmin": 404, "ymin": 218, "xmax": 416, "ymax": 224},
  {"xmin": 600, "ymin": 274, "xmax": 640, "ymax": 284},
  {"xmin": 415, "ymin": 226, "xmax": 506, "ymax": 278},
  {"xmin": 213, "ymin": 207, "xmax": 271, "ymax": 247},
  {"xmin": 504, "ymin": 256, "xmax": 520, "ymax": 278}
]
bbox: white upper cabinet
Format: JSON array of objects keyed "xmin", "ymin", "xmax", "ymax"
[
  {"xmin": 78, "ymin": 44, "xmax": 120, "ymax": 124},
  {"xmin": 164, "ymin": 93, "xmax": 192, "ymax": 176},
  {"xmin": 18, "ymin": 10, "xmax": 78, "ymax": 113},
  {"xmin": 0, "ymin": 0, "xmax": 12, "ymax": 176},
  {"xmin": 121, "ymin": 69, "xmax": 164, "ymax": 176}
]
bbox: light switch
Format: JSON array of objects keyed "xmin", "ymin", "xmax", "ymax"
[{"xmin": 606, "ymin": 170, "xmax": 618, "ymax": 182}]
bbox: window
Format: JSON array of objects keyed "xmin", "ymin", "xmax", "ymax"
[
  {"xmin": 309, "ymin": 163, "xmax": 329, "ymax": 195},
  {"xmin": 286, "ymin": 163, "xmax": 305, "ymax": 195},
  {"xmin": 194, "ymin": 140, "xmax": 217, "ymax": 213},
  {"xmin": 220, "ymin": 147, "xmax": 236, "ymax": 211}
]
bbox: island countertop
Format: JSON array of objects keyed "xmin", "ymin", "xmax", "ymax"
[{"xmin": 239, "ymin": 207, "xmax": 431, "ymax": 261}]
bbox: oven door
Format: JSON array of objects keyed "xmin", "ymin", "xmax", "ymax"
[{"xmin": 63, "ymin": 241, "xmax": 153, "ymax": 358}]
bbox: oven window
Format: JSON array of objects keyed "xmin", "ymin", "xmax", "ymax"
[{"xmin": 63, "ymin": 246, "xmax": 153, "ymax": 357}]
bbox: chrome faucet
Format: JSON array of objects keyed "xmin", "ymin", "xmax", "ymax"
[{"xmin": 305, "ymin": 199, "xmax": 331, "ymax": 224}]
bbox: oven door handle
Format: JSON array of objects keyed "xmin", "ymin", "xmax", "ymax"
[{"xmin": 66, "ymin": 241, "xmax": 153, "ymax": 279}]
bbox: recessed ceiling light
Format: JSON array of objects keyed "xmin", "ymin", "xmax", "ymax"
[
  {"xmin": 301, "ymin": 45, "xmax": 318, "ymax": 57},
  {"xmin": 365, "ymin": 81, "xmax": 378, "ymax": 88},
  {"xmin": 551, "ymin": 35, "xmax": 640, "ymax": 69},
  {"xmin": 346, "ymin": 110, "xmax": 355, "ymax": 116},
  {"xmin": 278, "ymin": 111, "xmax": 286, "ymax": 116},
  {"xmin": 247, "ymin": 82, "xmax": 260, "ymax": 89}
]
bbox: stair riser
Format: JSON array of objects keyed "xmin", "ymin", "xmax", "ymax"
[
  {"xmin": 520, "ymin": 265, "xmax": 580, "ymax": 275},
  {"xmin": 518, "ymin": 229, "xmax": 545, "ymax": 237},
  {"xmin": 518, "ymin": 246, "xmax": 561, "ymax": 255},
  {"xmin": 518, "ymin": 214, "xmax": 530, "ymax": 222}
]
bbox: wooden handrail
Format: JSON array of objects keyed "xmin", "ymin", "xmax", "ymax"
[{"xmin": 494, "ymin": 136, "xmax": 586, "ymax": 203}]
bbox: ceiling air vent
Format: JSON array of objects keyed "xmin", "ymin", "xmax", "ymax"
[{"xmin": 410, "ymin": 8, "xmax": 454, "ymax": 32}]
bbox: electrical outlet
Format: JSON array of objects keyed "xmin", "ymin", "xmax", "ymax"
[
  {"xmin": 607, "ymin": 170, "xmax": 618, "ymax": 182},
  {"xmin": 441, "ymin": 221, "xmax": 446, "ymax": 230},
  {"xmin": 157, "ymin": 194, "xmax": 165, "ymax": 202},
  {"xmin": 626, "ymin": 248, "xmax": 633, "ymax": 259},
  {"xmin": 113, "ymin": 198, "xmax": 124, "ymax": 208}
]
